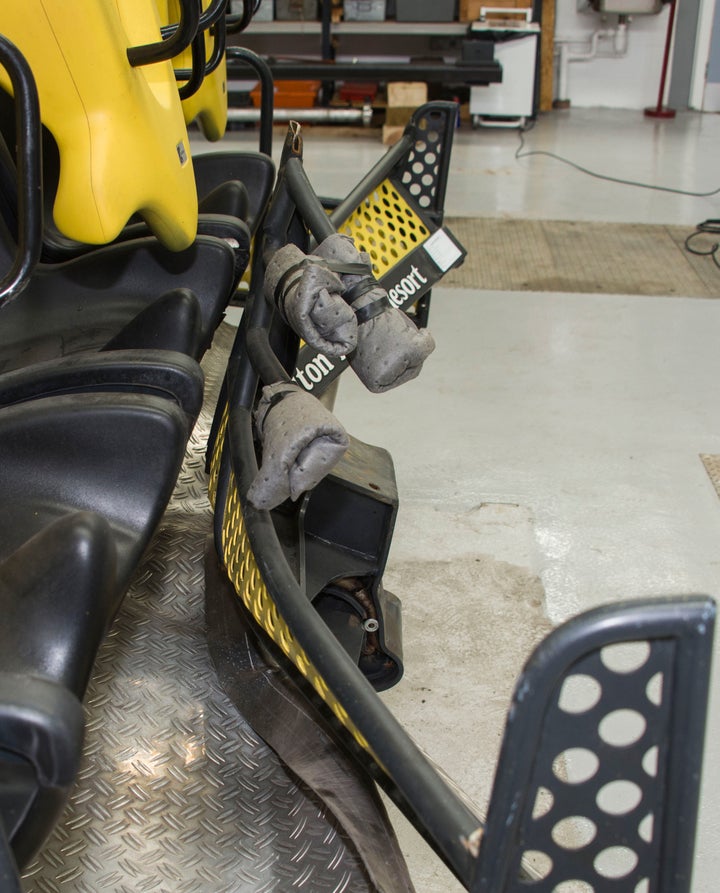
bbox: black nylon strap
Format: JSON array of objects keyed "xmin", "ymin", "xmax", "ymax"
[
  {"xmin": 354, "ymin": 296, "xmax": 391, "ymax": 325},
  {"xmin": 273, "ymin": 256, "xmax": 366, "ymax": 318},
  {"xmin": 342, "ymin": 276, "xmax": 377, "ymax": 304},
  {"xmin": 274, "ymin": 259, "xmax": 310, "ymax": 319},
  {"xmin": 324, "ymin": 260, "xmax": 372, "ymax": 277},
  {"xmin": 257, "ymin": 386, "xmax": 293, "ymax": 435}
]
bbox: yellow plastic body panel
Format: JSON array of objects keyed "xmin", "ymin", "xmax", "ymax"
[
  {"xmin": 181, "ymin": 51, "xmax": 228, "ymax": 142},
  {"xmin": 337, "ymin": 179, "xmax": 430, "ymax": 278},
  {"xmin": 0, "ymin": 0, "xmax": 197, "ymax": 249}
]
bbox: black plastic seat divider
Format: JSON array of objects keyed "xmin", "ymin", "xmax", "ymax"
[{"xmin": 0, "ymin": 348, "xmax": 205, "ymax": 421}]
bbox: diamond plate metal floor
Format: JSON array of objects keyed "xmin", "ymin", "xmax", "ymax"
[{"xmin": 21, "ymin": 324, "xmax": 374, "ymax": 893}]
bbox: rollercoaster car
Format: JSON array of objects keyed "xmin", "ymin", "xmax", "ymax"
[{"xmin": 0, "ymin": 4, "xmax": 714, "ymax": 892}]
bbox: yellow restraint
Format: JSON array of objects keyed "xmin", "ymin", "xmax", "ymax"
[
  {"xmin": 165, "ymin": 0, "xmax": 228, "ymax": 141},
  {"xmin": 0, "ymin": 0, "xmax": 197, "ymax": 250}
]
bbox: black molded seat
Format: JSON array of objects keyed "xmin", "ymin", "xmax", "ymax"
[
  {"xmin": 0, "ymin": 390, "xmax": 193, "ymax": 590},
  {"xmin": 0, "ymin": 512, "xmax": 115, "ymax": 873},
  {"xmin": 0, "ymin": 218, "xmax": 237, "ymax": 372},
  {"xmin": 0, "ymin": 115, "xmax": 242, "ymax": 368},
  {"xmin": 0, "ymin": 385, "xmax": 199, "ymax": 875},
  {"xmin": 192, "ymin": 150, "xmax": 275, "ymax": 236}
]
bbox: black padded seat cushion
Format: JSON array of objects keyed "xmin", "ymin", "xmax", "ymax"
[
  {"xmin": 192, "ymin": 151, "xmax": 276, "ymax": 235},
  {"xmin": 0, "ymin": 230, "xmax": 236, "ymax": 373},
  {"xmin": 0, "ymin": 349, "xmax": 204, "ymax": 422},
  {"xmin": 0, "ymin": 512, "xmax": 116, "ymax": 696},
  {"xmin": 0, "ymin": 392, "xmax": 190, "ymax": 591}
]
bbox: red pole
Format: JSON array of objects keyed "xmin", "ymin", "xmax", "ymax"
[{"xmin": 645, "ymin": 0, "xmax": 677, "ymax": 118}]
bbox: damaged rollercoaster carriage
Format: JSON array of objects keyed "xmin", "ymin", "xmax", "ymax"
[
  {"xmin": 0, "ymin": 8, "xmax": 714, "ymax": 886},
  {"xmin": 206, "ymin": 106, "xmax": 717, "ymax": 893}
]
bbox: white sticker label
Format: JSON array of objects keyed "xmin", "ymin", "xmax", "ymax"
[{"xmin": 424, "ymin": 229, "xmax": 462, "ymax": 272}]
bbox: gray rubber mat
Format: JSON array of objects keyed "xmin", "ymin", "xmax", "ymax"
[
  {"xmin": 443, "ymin": 218, "xmax": 720, "ymax": 297},
  {"xmin": 21, "ymin": 324, "xmax": 374, "ymax": 893}
]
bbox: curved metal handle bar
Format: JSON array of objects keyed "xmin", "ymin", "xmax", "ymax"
[
  {"xmin": 162, "ymin": 0, "xmax": 227, "ymax": 38},
  {"xmin": 204, "ymin": 20, "xmax": 227, "ymax": 76},
  {"xmin": 127, "ymin": 0, "xmax": 200, "ymax": 68},
  {"xmin": 174, "ymin": 14, "xmax": 226, "ymax": 85},
  {"xmin": 0, "ymin": 35, "xmax": 42, "ymax": 309},
  {"xmin": 177, "ymin": 31, "xmax": 206, "ymax": 99},
  {"xmin": 225, "ymin": 0, "xmax": 259, "ymax": 34},
  {"xmin": 246, "ymin": 327, "xmax": 292, "ymax": 385},
  {"xmin": 226, "ymin": 47, "xmax": 273, "ymax": 157}
]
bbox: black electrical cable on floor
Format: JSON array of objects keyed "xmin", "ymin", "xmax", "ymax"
[
  {"xmin": 516, "ymin": 121, "xmax": 720, "ymax": 268},
  {"xmin": 515, "ymin": 120, "xmax": 720, "ymax": 198},
  {"xmin": 684, "ymin": 219, "xmax": 720, "ymax": 269}
]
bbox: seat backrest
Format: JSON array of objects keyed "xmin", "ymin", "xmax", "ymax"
[
  {"xmin": 0, "ymin": 0, "xmax": 198, "ymax": 250},
  {"xmin": 0, "ymin": 512, "xmax": 116, "ymax": 870},
  {"xmin": 0, "ymin": 34, "xmax": 41, "ymax": 305},
  {"xmin": 474, "ymin": 596, "xmax": 716, "ymax": 893}
]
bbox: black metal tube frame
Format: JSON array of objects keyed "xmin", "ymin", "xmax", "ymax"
[
  {"xmin": 161, "ymin": 0, "xmax": 227, "ymax": 38},
  {"xmin": 0, "ymin": 35, "xmax": 42, "ymax": 308},
  {"xmin": 228, "ymin": 58, "xmax": 502, "ymax": 86},
  {"xmin": 226, "ymin": 0, "xmax": 260, "ymax": 34},
  {"xmin": 171, "ymin": 0, "xmax": 228, "ymax": 90},
  {"xmin": 225, "ymin": 47, "xmax": 274, "ymax": 157},
  {"xmin": 177, "ymin": 31, "xmax": 207, "ymax": 100},
  {"xmin": 213, "ymin": 120, "xmax": 485, "ymax": 888},
  {"xmin": 127, "ymin": 0, "xmax": 200, "ymax": 68}
]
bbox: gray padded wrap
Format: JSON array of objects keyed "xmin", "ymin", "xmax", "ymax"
[
  {"xmin": 264, "ymin": 243, "xmax": 357, "ymax": 357},
  {"xmin": 247, "ymin": 382, "xmax": 350, "ymax": 510},
  {"xmin": 314, "ymin": 234, "xmax": 435, "ymax": 393}
]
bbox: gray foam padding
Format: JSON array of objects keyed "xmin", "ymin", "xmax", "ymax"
[
  {"xmin": 315, "ymin": 234, "xmax": 435, "ymax": 393},
  {"xmin": 264, "ymin": 243, "xmax": 357, "ymax": 357},
  {"xmin": 247, "ymin": 382, "xmax": 350, "ymax": 510}
]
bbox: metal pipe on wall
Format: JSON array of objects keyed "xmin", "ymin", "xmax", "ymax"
[
  {"xmin": 554, "ymin": 19, "xmax": 630, "ymax": 104},
  {"xmin": 227, "ymin": 106, "xmax": 373, "ymax": 125}
]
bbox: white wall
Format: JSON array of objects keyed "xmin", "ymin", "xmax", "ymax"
[{"xmin": 554, "ymin": 0, "xmax": 672, "ymax": 109}]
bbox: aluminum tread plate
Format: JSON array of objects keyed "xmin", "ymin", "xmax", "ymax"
[{"xmin": 21, "ymin": 325, "xmax": 373, "ymax": 893}]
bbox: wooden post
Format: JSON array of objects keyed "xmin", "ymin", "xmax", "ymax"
[{"xmin": 539, "ymin": 0, "xmax": 555, "ymax": 111}]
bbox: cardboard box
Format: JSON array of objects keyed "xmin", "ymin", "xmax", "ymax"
[
  {"xmin": 251, "ymin": 80, "xmax": 321, "ymax": 108},
  {"xmin": 459, "ymin": 0, "xmax": 531, "ymax": 21},
  {"xmin": 386, "ymin": 82, "xmax": 428, "ymax": 108},
  {"xmin": 276, "ymin": 0, "xmax": 318, "ymax": 19},
  {"xmin": 384, "ymin": 106, "xmax": 415, "ymax": 126},
  {"xmin": 382, "ymin": 124, "xmax": 405, "ymax": 146}
]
